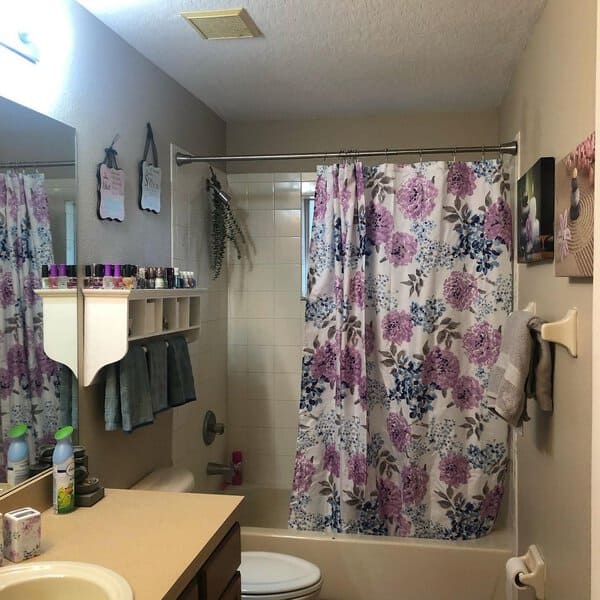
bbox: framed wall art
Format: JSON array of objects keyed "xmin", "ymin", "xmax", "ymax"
[
  {"xmin": 555, "ymin": 132, "xmax": 595, "ymax": 277},
  {"xmin": 517, "ymin": 157, "xmax": 555, "ymax": 263}
]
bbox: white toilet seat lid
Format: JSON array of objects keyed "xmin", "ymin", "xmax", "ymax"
[{"xmin": 240, "ymin": 552, "xmax": 321, "ymax": 595}]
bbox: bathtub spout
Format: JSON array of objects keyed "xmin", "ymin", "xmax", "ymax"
[{"xmin": 207, "ymin": 462, "xmax": 234, "ymax": 477}]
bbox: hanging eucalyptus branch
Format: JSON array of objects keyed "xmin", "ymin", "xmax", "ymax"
[{"xmin": 207, "ymin": 168, "xmax": 245, "ymax": 279}]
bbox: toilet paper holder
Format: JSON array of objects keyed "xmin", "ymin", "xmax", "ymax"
[{"xmin": 514, "ymin": 544, "xmax": 546, "ymax": 599}]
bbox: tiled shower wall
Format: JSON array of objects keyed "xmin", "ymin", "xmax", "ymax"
[{"xmin": 226, "ymin": 172, "xmax": 316, "ymax": 488}]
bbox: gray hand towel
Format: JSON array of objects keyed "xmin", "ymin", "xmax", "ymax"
[
  {"xmin": 146, "ymin": 340, "xmax": 168, "ymax": 414},
  {"xmin": 526, "ymin": 317, "xmax": 554, "ymax": 413},
  {"xmin": 167, "ymin": 335, "xmax": 196, "ymax": 407},
  {"xmin": 487, "ymin": 310, "xmax": 533, "ymax": 426},
  {"xmin": 119, "ymin": 344, "xmax": 154, "ymax": 432},
  {"xmin": 104, "ymin": 363, "xmax": 121, "ymax": 431}
]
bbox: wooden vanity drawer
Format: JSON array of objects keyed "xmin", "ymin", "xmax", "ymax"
[
  {"xmin": 199, "ymin": 522, "xmax": 241, "ymax": 600},
  {"xmin": 219, "ymin": 572, "xmax": 241, "ymax": 600}
]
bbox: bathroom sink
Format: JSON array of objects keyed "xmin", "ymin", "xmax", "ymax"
[{"xmin": 0, "ymin": 561, "xmax": 133, "ymax": 599}]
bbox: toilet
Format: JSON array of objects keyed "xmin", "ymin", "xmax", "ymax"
[
  {"xmin": 132, "ymin": 468, "xmax": 323, "ymax": 600},
  {"xmin": 240, "ymin": 552, "xmax": 322, "ymax": 600}
]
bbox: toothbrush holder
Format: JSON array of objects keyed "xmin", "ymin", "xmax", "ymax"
[{"xmin": 3, "ymin": 507, "xmax": 41, "ymax": 562}]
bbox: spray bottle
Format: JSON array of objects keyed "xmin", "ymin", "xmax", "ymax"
[
  {"xmin": 6, "ymin": 423, "xmax": 30, "ymax": 486},
  {"xmin": 53, "ymin": 426, "xmax": 75, "ymax": 514}
]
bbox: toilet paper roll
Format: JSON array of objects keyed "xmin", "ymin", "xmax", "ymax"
[{"xmin": 506, "ymin": 557, "xmax": 528, "ymax": 597}]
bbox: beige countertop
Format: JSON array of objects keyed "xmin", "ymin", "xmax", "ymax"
[{"xmin": 28, "ymin": 488, "xmax": 244, "ymax": 599}]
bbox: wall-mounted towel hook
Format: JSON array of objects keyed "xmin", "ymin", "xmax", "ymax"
[{"xmin": 540, "ymin": 308, "xmax": 577, "ymax": 357}]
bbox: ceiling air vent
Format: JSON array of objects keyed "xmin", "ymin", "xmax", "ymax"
[{"xmin": 181, "ymin": 8, "xmax": 261, "ymax": 40}]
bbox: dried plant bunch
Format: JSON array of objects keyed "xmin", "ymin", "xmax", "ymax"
[{"xmin": 207, "ymin": 169, "xmax": 245, "ymax": 279}]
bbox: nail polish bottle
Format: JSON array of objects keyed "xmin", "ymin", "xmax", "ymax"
[
  {"xmin": 112, "ymin": 264, "xmax": 124, "ymax": 289},
  {"xmin": 155, "ymin": 267, "xmax": 165, "ymax": 289},
  {"xmin": 41, "ymin": 265, "xmax": 50, "ymax": 289},
  {"xmin": 83, "ymin": 265, "xmax": 92, "ymax": 288},
  {"xmin": 67, "ymin": 265, "xmax": 78, "ymax": 289},
  {"xmin": 57, "ymin": 264, "xmax": 68, "ymax": 289},
  {"xmin": 147, "ymin": 267, "xmax": 156, "ymax": 289},
  {"xmin": 122, "ymin": 265, "xmax": 137, "ymax": 289},
  {"xmin": 49, "ymin": 264, "xmax": 59, "ymax": 289},
  {"xmin": 166, "ymin": 267, "xmax": 175, "ymax": 289},
  {"xmin": 103, "ymin": 264, "xmax": 114, "ymax": 289},
  {"xmin": 92, "ymin": 264, "xmax": 104, "ymax": 289},
  {"xmin": 137, "ymin": 267, "xmax": 146, "ymax": 289}
]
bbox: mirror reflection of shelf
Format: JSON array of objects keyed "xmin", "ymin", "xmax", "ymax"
[
  {"xmin": 34, "ymin": 289, "xmax": 78, "ymax": 378},
  {"xmin": 82, "ymin": 289, "xmax": 201, "ymax": 387}
]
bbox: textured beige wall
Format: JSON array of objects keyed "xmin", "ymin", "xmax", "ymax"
[
  {"xmin": 0, "ymin": 1, "xmax": 226, "ymax": 489},
  {"xmin": 500, "ymin": 0, "xmax": 596, "ymax": 598},
  {"xmin": 0, "ymin": 0, "xmax": 225, "ymax": 266},
  {"xmin": 226, "ymin": 110, "xmax": 499, "ymax": 173}
]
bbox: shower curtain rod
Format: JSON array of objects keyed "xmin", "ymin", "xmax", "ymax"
[
  {"xmin": 175, "ymin": 141, "xmax": 518, "ymax": 166},
  {"xmin": 0, "ymin": 160, "xmax": 75, "ymax": 169}
]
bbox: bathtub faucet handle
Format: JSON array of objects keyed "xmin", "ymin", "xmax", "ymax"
[
  {"xmin": 210, "ymin": 422, "xmax": 225, "ymax": 435},
  {"xmin": 203, "ymin": 410, "xmax": 225, "ymax": 445}
]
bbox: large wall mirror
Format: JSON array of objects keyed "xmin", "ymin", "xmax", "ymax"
[{"xmin": 0, "ymin": 96, "xmax": 77, "ymax": 494}]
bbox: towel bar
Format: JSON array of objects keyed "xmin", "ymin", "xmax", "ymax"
[
  {"xmin": 520, "ymin": 303, "xmax": 577, "ymax": 357},
  {"xmin": 540, "ymin": 308, "xmax": 577, "ymax": 357}
]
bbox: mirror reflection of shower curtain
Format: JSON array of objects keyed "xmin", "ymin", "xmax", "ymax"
[
  {"xmin": 0, "ymin": 172, "xmax": 59, "ymax": 480},
  {"xmin": 290, "ymin": 159, "xmax": 512, "ymax": 539}
]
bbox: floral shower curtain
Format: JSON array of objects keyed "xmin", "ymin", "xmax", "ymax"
[
  {"xmin": 289, "ymin": 160, "xmax": 512, "ymax": 540},
  {"xmin": 0, "ymin": 172, "xmax": 59, "ymax": 480}
]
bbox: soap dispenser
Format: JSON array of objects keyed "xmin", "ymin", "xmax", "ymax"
[{"xmin": 53, "ymin": 425, "xmax": 75, "ymax": 514}]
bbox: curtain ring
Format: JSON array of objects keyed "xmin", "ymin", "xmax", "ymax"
[
  {"xmin": 481, "ymin": 145, "xmax": 485, "ymax": 162},
  {"xmin": 452, "ymin": 147, "xmax": 457, "ymax": 163},
  {"xmin": 419, "ymin": 148, "xmax": 423, "ymax": 163}
]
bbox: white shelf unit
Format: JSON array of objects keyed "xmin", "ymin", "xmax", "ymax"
[
  {"xmin": 35, "ymin": 289, "xmax": 78, "ymax": 378},
  {"xmin": 82, "ymin": 288, "xmax": 201, "ymax": 386}
]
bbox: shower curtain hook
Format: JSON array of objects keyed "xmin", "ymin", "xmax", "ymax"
[
  {"xmin": 481, "ymin": 145, "xmax": 485, "ymax": 162},
  {"xmin": 452, "ymin": 147, "xmax": 457, "ymax": 163},
  {"xmin": 419, "ymin": 148, "xmax": 423, "ymax": 164}
]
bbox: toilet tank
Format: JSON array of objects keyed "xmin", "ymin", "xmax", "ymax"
[{"xmin": 131, "ymin": 466, "xmax": 195, "ymax": 492}]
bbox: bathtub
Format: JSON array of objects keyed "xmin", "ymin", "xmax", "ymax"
[{"xmin": 220, "ymin": 486, "xmax": 512, "ymax": 600}]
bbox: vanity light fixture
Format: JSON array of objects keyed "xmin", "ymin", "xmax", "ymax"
[{"xmin": 181, "ymin": 8, "xmax": 261, "ymax": 40}]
